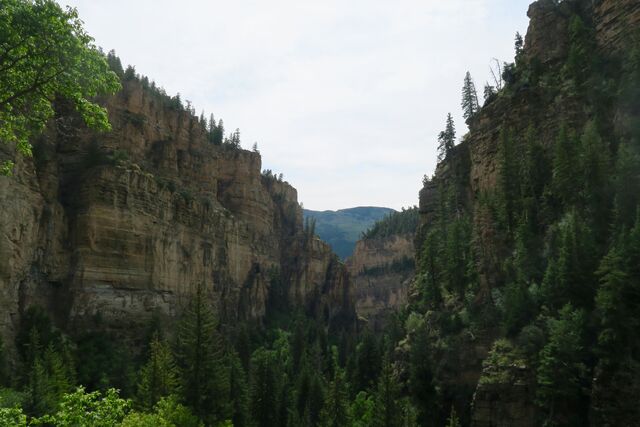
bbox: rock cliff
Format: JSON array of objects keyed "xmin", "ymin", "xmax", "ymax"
[
  {"xmin": 346, "ymin": 234, "xmax": 414, "ymax": 323},
  {"xmin": 0, "ymin": 79, "xmax": 355, "ymax": 351}
]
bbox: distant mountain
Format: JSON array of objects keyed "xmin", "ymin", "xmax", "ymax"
[{"xmin": 303, "ymin": 206, "xmax": 395, "ymax": 259}]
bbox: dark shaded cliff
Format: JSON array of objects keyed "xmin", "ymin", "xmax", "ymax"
[{"xmin": 410, "ymin": 0, "xmax": 640, "ymax": 426}]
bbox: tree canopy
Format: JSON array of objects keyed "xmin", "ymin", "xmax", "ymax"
[{"xmin": 0, "ymin": 0, "xmax": 120, "ymax": 174}]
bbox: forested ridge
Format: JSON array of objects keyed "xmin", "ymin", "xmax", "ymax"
[{"xmin": 1, "ymin": 0, "xmax": 640, "ymax": 426}]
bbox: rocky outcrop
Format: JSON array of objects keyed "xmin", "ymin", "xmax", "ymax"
[
  {"xmin": 0, "ymin": 80, "xmax": 354, "ymax": 350},
  {"xmin": 347, "ymin": 234, "xmax": 414, "ymax": 323}
]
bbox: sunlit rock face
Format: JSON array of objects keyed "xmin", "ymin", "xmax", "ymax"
[{"xmin": 0, "ymin": 80, "xmax": 355, "ymax": 350}]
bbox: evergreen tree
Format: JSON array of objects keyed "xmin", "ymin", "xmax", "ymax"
[
  {"xmin": 483, "ymin": 84, "xmax": 497, "ymax": 102},
  {"xmin": 541, "ymin": 212, "xmax": 597, "ymax": 310},
  {"xmin": 320, "ymin": 348, "xmax": 349, "ymax": 427},
  {"xmin": 354, "ymin": 331, "xmax": 381, "ymax": 392},
  {"xmin": 461, "ymin": 71, "xmax": 479, "ymax": 121},
  {"xmin": 536, "ymin": 305, "xmax": 589, "ymax": 426},
  {"xmin": 579, "ymin": 121, "xmax": 611, "ymax": 234},
  {"xmin": 514, "ymin": 32, "xmax": 524, "ymax": 58},
  {"xmin": 227, "ymin": 351, "xmax": 249, "ymax": 427},
  {"xmin": 349, "ymin": 392, "xmax": 374, "ymax": 427},
  {"xmin": 373, "ymin": 356, "xmax": 401, "ymax": 427},
  {"xmin": 136, "ymin": 334, "xmax": 181, "ymax": 411},
  {"xmin": 446, "ymin": 406, "xmax": 461, "ymax": 427},
  {"xmin": 437, "ymin": 113, "xmax": 456, "ymax": 162},
  {"xmin": 408, "ymin": 323, "xmax": 437, "ymax": 425},
  {"xmin": 596, "ymin": 213, "xmax": 640, "ymax": 358},
  {"xmin": 612, "ymin": 143, "xmax": 640, "ymax": 228},
  {"xmin": 250, "ymin": 348, "xmax": 280, "ymax": 427},
  {"xmin": 307, "ymin": 371, "xmax": 325, "ymax": 427},
  {"xmin": 177, "ymin": 284, "xmax": 229, "ymax": 423},
  {"xmin": 552, "ymin": 124, "xmax": 578, "ymax": 206}
]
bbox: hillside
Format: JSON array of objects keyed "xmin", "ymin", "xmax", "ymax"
[
  {"xmin": 303, "ymin": 206, "xmax": 394, "ymax": 259},
  {"xmin": 406, "ymin": 0, "xmax": 640, "ymax": 425}
]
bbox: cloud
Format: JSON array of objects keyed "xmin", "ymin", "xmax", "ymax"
[{"xmin": 60, "ymin": 0, "xmax": 531, "ymax": 210}]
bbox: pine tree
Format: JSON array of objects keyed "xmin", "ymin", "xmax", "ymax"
[
  {"xmin": 177, "ymin": 284, "xmax": 229, "ymax": 422},
  {"xmin": 250, "ymin": 349, "xmax": 280, "ymax": 427},
  {"xmin": 461, "ymin": 71, "xmax": 479, "ymax": 121},
  {"xmin": 42, "ymin": 343, "xmax": 73, "ymax": 405},
  {"xmin": 227, "ymin": 351, "xmax": 249, "ymax": 427},
  {"xmin": 446, "ymin": 406, "xmax": 461, "ymax": 427},
  {"xmin": 552, "ymin": 124, "xmax": 578, "ymax": 206},
  {"xmin": 437, "ymin": 113, "xmax": 456, "ymax": 162},
  {"xmin": 514, "ymin": 32, "xmax": 524, "ymax": 58},
  {"xmin": 354, "ymin": 331, "xmax": 381, "ymax": 392},
  {"xmin": 579, "ymin": 121, "xmax": 611, "ymax": 233},
  {"xmin": 542, "ymin": 212, "xmax": 597, "ymax": 310},
  {"xmin": 136, "ymin": 334, "xmax": 181, "ymax": 410},
  {"xmin": 373, "ymin": 356, "xmax": 401, "ymax": 427},
  {"xmin": 612, "ymin": 143, "xmax": 640, "ymax": 228},
  {"xmin": 320, "ymin": 348, "xmax": 349, "ymax": 427},
  {"xmin": 536, "ymin": 305, "xmax": 588, "ymax": 426}
]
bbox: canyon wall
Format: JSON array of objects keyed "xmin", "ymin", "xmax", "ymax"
[
  {"xmin": 0, "ymin": 80, "xmax": 355, "ymax": 352},
  {"xmin": 346, "ymin": 234, "xmax": 414, "ymax": 323}
]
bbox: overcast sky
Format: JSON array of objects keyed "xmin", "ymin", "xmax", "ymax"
[{"xmin": 58, "ymin": 0, "xmax": 532, "ymax": 211}]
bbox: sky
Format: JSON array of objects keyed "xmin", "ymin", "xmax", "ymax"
[{"xmin": 58, "ymin": 0, "xmax": 532, "ymax": 211}]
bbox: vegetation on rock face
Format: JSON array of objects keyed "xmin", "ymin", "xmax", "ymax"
[
  {"xmin": 361, "ymin": 206, "xmax": 419, "ymax": 240},
  {"xmin": 403, "ymin": 2, "xmax": 640, "ymax": 425}
]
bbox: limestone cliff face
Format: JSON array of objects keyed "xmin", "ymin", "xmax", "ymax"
[
  {"xmin": 0, "ymin": 80, "xmax": 354, "ymax": 349},
  {"xmin": 413, "ymin": 0, "xmax": 640, "ymax": 425},
  {"xmin": 346, "ymin": 234, "xmax": 414, "ymax": 322}
]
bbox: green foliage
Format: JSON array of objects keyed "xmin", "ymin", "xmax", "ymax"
[
  {"xmin": 136, "ymin": 334, "xmax": 181, "ymax": 411},
  {"xmin": 461, "ymin": 71, "xmax": 479, "ymax": 121},
  {"xmin": 437, "ymin": 113, "xmax": 456, "ymax": 162},
  {"xmin": 373, "ymin": 356, "xmax": 401, "ymax": 427},
  {"xmin": 353, "ymin": 331, "xmax": 381, "ymax": 392},
  {"xmin": 595, "ymin": 214, "xmax": 640, "ymax": 359},
  {"xmin": 541, "ymin": 212, "xmax": 597, "ymax": 310},
  {"xmin": 0, "ymin": 406, "xmax": 27, "ymax": 427},
  {"xmin": 536, "ymin": 305, "xmax": 588, "ymax": 426},
  {"xmin": 0, "ymin": 0, "xmax": 120, "ymax": 174},
  {"xmin": 446, "ymin": 406, "xmax": 461, "ymax": 427},
  {"xmin": 153, "ymin": 395, "xmax": 202, "ymax": 427},
  {"xmin": 249, "ymin": 348, "xmax": 281, "ymax": 427},
  {"xmin": 226, "ymin": 351, "xmax": 249, "ymax": 427},
  {"xmin": 176, "ymin": 284, "xmax": 229, "ymax": 423},
  {"xmin": 34, "ymin": 387, "xmax": 130, "ymax": 427},
  {"xmin": 479, "ymin": 339, "xmax": 526, "ymax": 386},
  {"xmin": 362, "ymin": 206, "xmax": 419, "ymax": 240},
  {"xmin": 552, "ymin": 124, "xmax": 579, "ymax": 207},
  {"xmin": 75, "ymin": 330, "xmax": 134, "ymax": 394},
  {"xmin": 349, "ymin": 391, "xmax": 374, "ymax": 427},
  {"xmin": 320, "ymin": 348, "xmax": 350, "ymax": 427}
]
